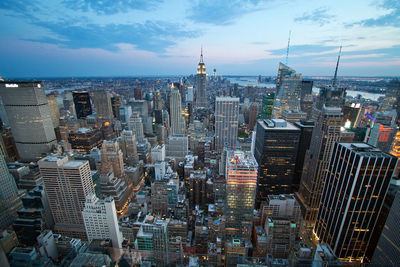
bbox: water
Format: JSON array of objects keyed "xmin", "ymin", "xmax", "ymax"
[
  {"xmin": 227, "ymin": 77, "xmax": 275, "ymax": 88},
  {"xmin": 45, "ymin": 85, "xmax": 90, "ymax": 94},
  {"xmin": 312, "ymin": 87, "xmax": 384, "ymax": 101}
]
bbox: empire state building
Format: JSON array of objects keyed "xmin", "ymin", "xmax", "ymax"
[{"xmin": 196, "ymin": 49, "xmax": 207, "ymax": 109}]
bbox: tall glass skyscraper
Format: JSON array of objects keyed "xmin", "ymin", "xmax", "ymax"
[
  {"xmin": 0, "ymin": 81, "xmax": 56, "ymax": 161},
  {"xmin": 225, "ymin": 150, "xmax": 258, "ymax": 241},
  {"xmin": 215, "ymin": 97, "xmax": 239, "ymax": 151},
  {"xmin": 72, "ymin": 91, "xmax": 92, "ymax": 119},
  {"xmin": 314, "ymin": 143, "xmax": 397, "ymax": 262}
]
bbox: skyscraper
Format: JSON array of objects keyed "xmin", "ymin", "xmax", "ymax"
[
  {"xmin": 380, "ymin": 79, "xmax": 400, "ymax": 113},
  {"xmin": 38, "ymin": 155, "xmax": 94, "ymax": 239},
  {"xmin": 254, "ymin": 119, "xmax": 300, "ymax": 206},
  {"xmin": 100, "ymin": 140, "xmax": 125, "ymax": 179},
  {"xmin": 248, "ymin": 103, "xmax": 258, "ymax": 130},
  {"xmin": 120, "ymin": 130, "xmax": 139, "ymax": 166},
  {"xmin": 129, "ymin": 112, "xmax": 144, "ymax": 142},
  {"xmin": 82, "ymin": 194, "xmax": 123, "ymax": 248},
  {"xmin": 272, "ymin": 63, "xmax": 302, "ymax": 119},
  {"xmin": 296, "ymin": 106, "xmax": 343, "ymax": 223},
  {"xmin": 196, "ymin": 49, "xmax": 207, "ymax": 109},
  {"xmin": 0, "ymin": 81, "xmax": 56, "ymax": 161},
  {"xmin": 225, "ymin": 150, "xmax": 258, "ymax": 241},
  {"xmin": 0, "ymin": 152, "xmax": 22, "ymax": 229},
  {"xmin": 169, "ymin": 85, "xmax": 186, "ymax": 135},
  {"xmin": 72, "ymin": 91, "xmax": 92, "ymax": 119},
  {"xmin": 314, "ymin": 143, "xmax": 397, "ymax": 262},
  {"xmin": 261, "ymin": 93, "xmax": 274, "ymax": 119},
  {"xmin": 215, "ymin": 97, "xmax": 239, "ymax": 151},
  {"xmin": 93, "ymin": 90, "xmax": 113, "ymax": 122},
  {"xmin": 46, "ymin": 94, "xmax": 60, "ymax": 128}
]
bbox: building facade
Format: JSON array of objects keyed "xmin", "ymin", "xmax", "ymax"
[{"xmin": 215, "ymin": 97, "xmax": 239, "ymax": 151}]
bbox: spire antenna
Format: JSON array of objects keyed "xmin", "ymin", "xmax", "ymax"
[
  {"xmin": 332, "ymin": 45, "xmax": 342, "ymax": 88},
  {"xmin": 285, "ymin": 30, "xmax": 291, "ymax": 65},
  {"xmin": 200, "ymin": 46, "xmax": 204, "ymax": 63}
]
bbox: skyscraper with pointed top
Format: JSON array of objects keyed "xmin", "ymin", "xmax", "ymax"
[{"xmin": 196, "ymin": 48, "xmax": 207, "ymax": 109}]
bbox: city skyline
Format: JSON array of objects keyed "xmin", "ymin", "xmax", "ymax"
[{"xmin": 0, "ymin": 0, "xmax": 399, "ymax": 77}]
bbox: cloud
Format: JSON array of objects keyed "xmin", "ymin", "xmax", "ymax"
[
  {"xmin": 350, "ymin": 0, "xmax": 400, "ymax": 27},
  {"xmin": 62, "ymin": 0, "xmax": 163, "ymax": 15},
  {"xmin": 267, "ymin": 44, "xmax": 339, "ymax": 57},
  {"xmin": 294, "ymin": 8, "xmax": 335, "ymax": 26},
  {"xmin": 188, "ymin": 0, "xmax": 264, "ymax": 25},
  {"xmin": 27, "ymin": 20, "xmax": 199, "ymax": 53}
]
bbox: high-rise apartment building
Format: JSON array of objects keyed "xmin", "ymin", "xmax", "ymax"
[
  {"xmin": 169, "ymin": 85, "xmax": 186, "ymax": 135},
  {"xmin": 120, "ymin": 130, "xmax": 139, "ymax": 166},
  {"xmin": 72, "ymin": 91, "xmax": 92, "ymax": 119},
  {"xmin": 314, "ymin": 143, "xmax": 398, "ymax": 262},
  {"xmin": 129, "ymin": 112, "xmax": 144, "ymax": 142},
  {"xmin": 38, "ymin": 155, "xmax": 94, "ymax": 239},
  {"xmin": 196, "ymin": 49, "xmax": 207, "ymax": 109},
  {"xmin": 272, "ymin": 63, "xmax": 302, "ymax": 119},
  {"xmin": 82, "ymin": 194, "xmax": 123, "ymax": 248},
  {"xmin": 0, "ymin": 81, "xmax": 56, "ymax": 161},
  {"xmin": 215, "ymin": 97, "xmax": 239, "ymax": 151},
  {"xmin": 225, "ymin": 151, "xmax": 258, "ymax": 240},
  {"xmin": 254, "ymin": 119, "xmax": 300, "ymax": 206},
  {"xmin": 93, "ymin": 91, "xmax": 113, "ymax": 122}
]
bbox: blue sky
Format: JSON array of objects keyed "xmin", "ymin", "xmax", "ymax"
[{"xmin": 0, "ymin": 0, "xmax": 399, "ymax": 77}]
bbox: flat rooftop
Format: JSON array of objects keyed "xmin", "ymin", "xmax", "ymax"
[{"xmin": 258, "ymin": 119, "xmax": 299, "ymax": 131}]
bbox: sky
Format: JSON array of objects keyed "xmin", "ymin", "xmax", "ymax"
[{"xmin": 0, "ymin": 0, "xmax": 399, "ymax": 78}]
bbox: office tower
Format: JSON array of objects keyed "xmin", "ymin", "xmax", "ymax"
[
  {"xmin": 260, "ymin": 194, "xmax": 302, "ymax": 225},
  {"xmin": 301, "ymin": 80, "xmax": 313, "ymax": 99},
  {"xmin": 0, "ymin": 152, "xmax": 23, "ymax": 229},
  {"xmin": 111, "ymin": 94, "xmax": 122, "ymax": 120},
  {"xmin": 215, "ymin": 97, "xmax": 239, "ymax": 151},
  {"xmin": 381, "ymin": 79, "xmax": 400, "ymax": 113},
  {"xmin": 38, "ymin": 155, "xmax": 94, "ymax": 239},
  {"xmin": 282, "ymin": 110, "xmax": 307, "ymax": 123},
  {"xmin": 100, "ymin": 140, "xmax": 125, "ymax": 179},
  {"xmin": 47, "ymin": 94, "xmax": 60, "ymax": 128},
  {"xmin": 82, "ymin": 194, "xmax": 123, "ymax": 249},
  {"xmin": 0, "ymin": 97, "xmax": 10, "ymax": 129},
  {"xmin": 265, "ymin": 217, "xmax": 297, "ymax": 258},
  {"xmin": 129, "ymin": 112, "xmax": 144, "ymax": 142},
  {"xmin": 188, "ymin": 170, "xmax": 207, "ymax": 210},
  {"xmin": 196, "ymin": 49, "xmax": 207, "ymax": 109},
  {"xmin": 120, "ymin": 130, "xmax": 139, "ymax": 166},
  {"xmin": 293, "ymin": 120, "xmax": 314, "ymax": 191},
  {"xmin": 367, "ymin": 123, "xmax": 395, "ymax": 153},
  {"xmin": 248, "ymin": 103, "xmax": 258, "ymax": 130},
  {"xmin": 68, "ymin": 128, "xmax": 103, "ymax": 153},
  {"xmin": 297, "ymin": 106, "xmax": 343, "ymax": 224},
  {"xmin": 72, "ymin": 91, "xmax": 92, "ymax": 119},
  {"xmin": 372, "ymin": 189, "xmax": 400, "ymax": 265},
  {"xmin": 100, "ymin": 172, "xmax": 130, "ymax": 217},
  {"xmin": 151, "ymin": 144, "xmax": 165, "ymax": 163},
  {"xmin": 119, "ymin": 105, "xmax": 132, "ymax": 130},
  {"xmin": 300, "ymin": 94, "xmax": 314, "ymax": 119},
  {"xmin": 13, "ymin": 186, "xmax": 54, "ymax": 246},
  {"xmin": 93, "ymin": 91, "xmax": 113, "ymax": 122},
  {"xmin": 134, "ymin": 87, "xmax": 143, "ymax": 100},
  {"xmin": 225, "ymin": 151, "xmax": 258, "ymax": 240},
  {"xmin": 317, "ymin": 86, "xmax": 346, "ymax": 110},
  {"xmin": 153, "ymin": 91, "xmax": 163, "ymax": 111},
  {"xmin": 254, "ymin": 119, "xmax": 300, "ymax": 206},
  {"xmin": 166, "ymin": 134, "xmax": 188, "ymax": 162},
  {"xmin": 0, "ymin": 81, "xmax": 56, "ymax": 161},
  {"xmin": 261, "ymin": 93, "xmax": 275, "ymax": 120},
  {"xmin": 342, "ymin": 103, "xmax": 362, "ymax": 129},
  {"xmin": 170, "ymin": 85, "xmax": 186, "ymax": 135},
  {"xmin": 151, "ymin": 180, "xmax": 168, "ymax": 216},
  {"xmin": 314, "ymin": 143, "xmax": 398, "ymax": 262},
  {"xmin": 272, "ymin": 63, "xmax": 302, "ymax": 119}
]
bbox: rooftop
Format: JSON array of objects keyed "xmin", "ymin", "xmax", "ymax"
[{"xmin": 258, "ymin": 119, "xmax": 299, "ymax": 131}]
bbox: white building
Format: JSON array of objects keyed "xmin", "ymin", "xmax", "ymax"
[
  {"xmin": 82, "ymin": 194, "xmax": 123, "ymax": 249},
  {"xmin": 151, "ymin": 144, "xmax": 165, "ymax": 163}
]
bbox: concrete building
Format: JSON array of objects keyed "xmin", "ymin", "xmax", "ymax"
[
  {"xmin": 129, "ymin": 112, "xmax": 144, "ymax": 142},
  {"xmin": 82, "ymin": 194, "xmax": 123, "ymax": 248},
  {"xmin": 120, "ymin": 130, "xmax": 139, "ymax": 166},
  {"xmin": 93, "ymin": 90, "xmax": 113, "ymax": 122},
  {"xmin": 215, "ymin": 97, "xmax": 239, "ymax": 151},
  {"xmin": 170, "ymin": 85, "xmax": 186, "ymax": 135},
  {"xmin": 47, "ymin": 94, "xmax": 60, "ymax": 128},
  {"xmin": 196, "ymin": 49, "xmax": 207, "ymax": 109},
  {"xmin": 38, "ymin": 155, "xmax": 94, "ymax": 239},
  {"xmin": 0, "ymin": 81, "xmax": 56, "ymax": 161},
  {"xmin": 101, "ymin": 140, "xmax": 125, "ymax": 179},
  {"xmin": 166, "ymin": 134, "xmax": 188, "ymax": 162}
]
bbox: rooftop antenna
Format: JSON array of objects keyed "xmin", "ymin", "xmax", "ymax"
[
  {"xmin": 332, "ymin": 45, "xmax": 342, "ymax": 88},
  {"xmin": 285, "ymin": 30, "xmax": 291, "ymax": 65},
  {"xmin": 200, "ymin": 45, "xmax": 204, "ymax": 63}
]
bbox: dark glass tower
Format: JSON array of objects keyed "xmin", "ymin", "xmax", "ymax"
[
  {"xmin": 72, "ymin": 91, "xmax": 92, "ymax": 119},
  {"xmin": 254, "ymin": 119, "xmax": 300, "ymax": 207},
  {"xmin": 314, "ymin": 143, "xmax": 397, "ymax": 262}
]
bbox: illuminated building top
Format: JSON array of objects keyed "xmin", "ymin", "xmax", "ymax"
[{"xmin": 197, "ymin": 47, "xmax": 206, "ymax": 75}]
